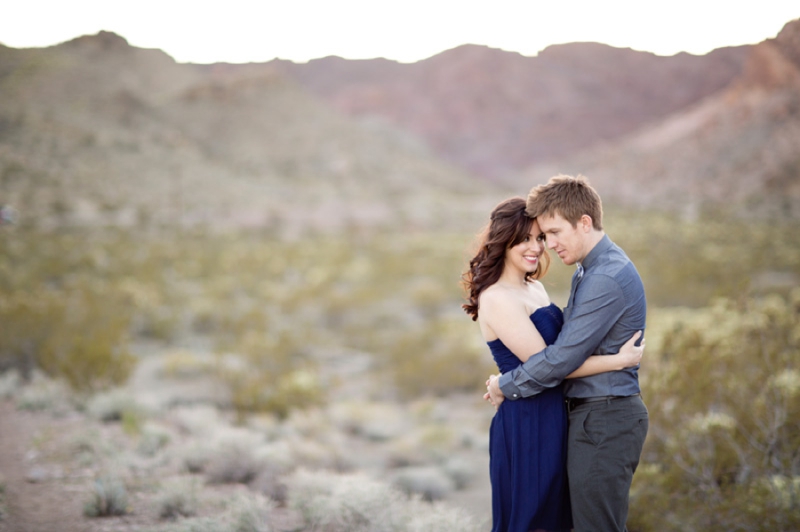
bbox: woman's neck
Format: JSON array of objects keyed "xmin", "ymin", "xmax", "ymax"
[{"xmin": 497, "ymin": 266, "xmax": 528, "ymax": 288}]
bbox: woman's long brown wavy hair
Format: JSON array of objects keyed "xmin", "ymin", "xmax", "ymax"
[{"xmin": 462, "ymin": 197, "xmax": 550, "ymax": 321}]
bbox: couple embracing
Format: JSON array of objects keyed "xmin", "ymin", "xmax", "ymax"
[{"xmin": 463, "ymin": 175, "xmax": 649, "ymax": 532}]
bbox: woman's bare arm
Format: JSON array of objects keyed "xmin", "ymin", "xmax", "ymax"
[
  {"xmin": 478, "ymin": 289, "xmax": 547, "ymax": 362},
  {"xmin": 565, "ymin": 331, "xmax": 644, "ymax": 379}
]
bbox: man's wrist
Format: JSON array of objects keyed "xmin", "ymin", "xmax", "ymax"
[{"xmin": 498, "ymin": 372, "xmax": 522, "ymax": 401}]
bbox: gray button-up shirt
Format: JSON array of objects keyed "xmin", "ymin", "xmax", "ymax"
[{"xmin": 499, "ymin": 235, "xmax": 646, "ymax": 399}]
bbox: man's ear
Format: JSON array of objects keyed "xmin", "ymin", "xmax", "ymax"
[{"xmin": 580, "ymin": 214, "xmax": 593, "ymax": 233}]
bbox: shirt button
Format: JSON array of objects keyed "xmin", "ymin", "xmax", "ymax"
[{"xmin": 513, "ymin": 394, "xmax": 518, "ymax": 398}]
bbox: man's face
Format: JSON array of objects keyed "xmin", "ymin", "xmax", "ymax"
[{"xmin": 536, "ymin": 213, "xmax": 587, "ymax": 266}]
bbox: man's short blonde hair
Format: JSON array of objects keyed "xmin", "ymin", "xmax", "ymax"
[{"xmin": 526, "ymin": 174, "xmax": 603, "ymax": 230}]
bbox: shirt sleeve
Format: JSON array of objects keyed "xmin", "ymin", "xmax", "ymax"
[{"xmin": 498, "ymin": 274, "xmax": 627, "ymax": 399}]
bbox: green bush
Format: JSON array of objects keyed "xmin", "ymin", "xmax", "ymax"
[
  {"xmin": 0, "ymin": 286, "xmax": 135, "ymax": 393},
  {"xmin": 216, "ymin": 329, "xmax": 324, "ymax": 420},
  {"xmin": 386, "ymin": 316, "xmax": 494, "ymax": 399},
  {"xmin": 630, "ymin": 290, "xmax": 800, "ymax": 531},
  {"xmin": 36, "ymin": 290, "xmax": 135, "ymax": 392}
]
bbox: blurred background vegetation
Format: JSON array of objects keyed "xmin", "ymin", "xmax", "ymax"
[
  {"xmin": 2, "ymin": 21, "xmax": 800, "ymax": 529},
  {"xmin": 1, "ymin": 209, "xmax": 799, "ymax": 529}
]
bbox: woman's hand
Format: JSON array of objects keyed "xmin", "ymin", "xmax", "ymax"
[
  {"xmin": 619, "ymin": 331, "xmax": 645, "ymax": 368},
  {"xmin": 484, "ymin": 374, "xmax": 504, "ymax": 410}
]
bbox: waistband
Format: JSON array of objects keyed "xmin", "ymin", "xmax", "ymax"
[{"xmin": 565, "ymin": 393, "xmax": 641, "ymax": 412}]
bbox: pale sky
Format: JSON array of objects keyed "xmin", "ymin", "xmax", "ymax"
[{"xmin": 2, "ymin": 1, "xmax": 798, "ymax": 64}]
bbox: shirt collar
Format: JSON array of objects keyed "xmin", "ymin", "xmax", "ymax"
[{"xmin": 579, "ymin": 234, "xmax": 611, "ymax": 273}]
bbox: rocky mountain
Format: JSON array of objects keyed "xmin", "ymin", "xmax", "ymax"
[
  {"xmin": 272, "ymin": 43, "xmax": 749, "ymax": 178},
  {"xmin": 0, "ymin": 32, "xmax": 496, "ymax": 232},
  {"xmin": 2, "ymin": 20, "xmax": 798, "ymax": 230},
  {"xmin": 517, "ymin": 18, "xmax": 800, "ymax": 219}
]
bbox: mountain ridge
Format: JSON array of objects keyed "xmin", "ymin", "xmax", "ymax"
[
  {"xmin": 0, "ymin": 33, "xmax": 495, "ymax": 232},
  {"xmin": 516, "ymin": 18, "xmax": 800, "ymax": 219},
  {"xmin": 1, "ymin": 21, "xmax": 799, "ymax": 229},
  {"xmin": 271, "ymin": 41, "xmax": 750, "ymax": 178}
]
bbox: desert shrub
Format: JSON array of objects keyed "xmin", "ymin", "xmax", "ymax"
[
  {"xmin": 69, "ymin": 429, "xmax": 115, "ymax": 468},
  {"xmin": 606, "ymin": 212, "xmax": 800, "ymax": 307},
  {"xmin": 0, "ymin": 472, "xmax": 5, "ymax": 522},
  {"xmin": 386, "ymin": 316, "xmax": 493, "ymax": 399},
  {"xmin": 146, "ymin": 517, "xmax": 228, "ymax": 532},
  {"xmin": 83, "ymin": 475, "xmax": 130, "ymax": 517},
  {"xmin": 629, "ymin": 290, "xmax": 800, "ymax": 531},
  {"xmin": 146, "ymin": 494, "xmax": 273, "ymax": 532},
  {"xmin": 442, "ymin": 456, "xmax": 476, "ymax": 490},
  {"xmin": 161, "ymin": 350, "xmax": 215, "ymax": 379},
  {"xmin": 15, "ymin": 371, "xmax": 72, "ymax": 411},
  {"xmin": 137, "ymin": 423, "xmax": 172, "ymax": 456},
  {"xmin": 170, "ymin": 405, "xmax": 226, "ymax": 438},
  {"xmin": 176, "ymin": 443, "xmax": 212, "ymax": 474},
  {"xmin": 0, "ymin": 369, "xmax": 21, "ymax": 399},
  {"xmin": 0, "ymin": 286, "xmax": 135, "ymax": 392},
  {"xmin": 0, "ymin": 230, "xmax": 164, "ymax": 390},
  {"xmin": 288, "ymin": 469, "xmax": 408, "ymax": 532},
  {"xmin": 215, "ymin": 337, "xmax": 324, "ymax": 420},
  {"xmin": 392, "ymin": 466, "xmax": 455, "ymax": 502},
  {"xmin": 405, "ymin": 499, "xmax": 482, "ymax": 532},
  {"xmin": 0, "ymin": 290, "xmax": 63, "ymax": 377},
  {"xmin": 251, "ymin": 468, "xmax": 290, "ymax": 505},
  {"xmin": 86, "ymin": 389, "xmax": 142, "ymax": 422},
  {"xmin": 287, "ymin": 469, "xmax": 479, "ymax": 532},
  {"xmin": 329, "ymin": 401, "xmax": 410, "ymax": 442},
  {"xmin": 205, "ymin": 440, "xmax": 265, "ymax": 485},
  {"xmin": 36, "ymin": 288, "xmax": 136, "ymax": 392},
  {"xmin": 156, "ymin": 478, "xmax": 199, "ymax": 520},
  {"xmin": 227, "ymin": 493, "xmax": 274, "ymax": 532},
  {"xmin": 384, "ymin": 423, "xmax": 462, "ymax": 469}
]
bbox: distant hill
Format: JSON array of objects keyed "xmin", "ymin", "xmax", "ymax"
[
  {"xmin": 2, "ymin": 21, "xmax": 799, "ymax": 229},
  {"xmin": 0, "ymin": 32, "xmax": 496, "ymax": 231},
  {"xmin": 272, "ymin": 42, "xmax": 749, "ymax": 178},
  {"xmin": 516, "ymin": 18, "xmax": 800, "ymax": 219}
]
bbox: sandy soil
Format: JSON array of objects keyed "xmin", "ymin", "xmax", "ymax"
[
  {"xmin": 0, "ymin": 393, "xmax": 491, "ymax": 532},
  {"xmin": 0, "ymin": 400, "xmax": 97, "ymax": 532}
]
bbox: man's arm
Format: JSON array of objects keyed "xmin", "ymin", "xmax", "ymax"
[{"xmin": 498, "ymin": 275, "xmax": 626, "ymax": 400}]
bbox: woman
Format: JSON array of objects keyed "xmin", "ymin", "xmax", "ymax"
[{"xmin": 462, "ymin": 197, "xmax": 643, "ymax": 532}]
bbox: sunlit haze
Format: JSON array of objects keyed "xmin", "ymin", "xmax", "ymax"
[{"xmin": 2, "ymin": 0, "xmax": 798, "ymax": 63}]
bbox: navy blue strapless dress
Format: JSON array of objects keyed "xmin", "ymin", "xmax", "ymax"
[{"xmin": 488, "ymin": 303, "xmax": 572, "ymax": 532}]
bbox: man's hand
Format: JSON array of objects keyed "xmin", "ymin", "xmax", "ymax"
[{"xmin": 484, "ymin": 374, "xmax": 505, "ymax": 409}]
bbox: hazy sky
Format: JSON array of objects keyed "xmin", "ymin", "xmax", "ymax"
[{"xmin": 2, "ymin": 1, "xmax": 798, "ymax": 64}]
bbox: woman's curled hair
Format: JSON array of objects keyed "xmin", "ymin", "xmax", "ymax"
[{"xmin": 461, "ymin": 197, "xmax": 549, "ymax": 321}]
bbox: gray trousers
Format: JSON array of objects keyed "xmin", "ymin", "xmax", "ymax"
[{"xmin": 567, "ymin": 395, "xmax": 649, "ymax": 532}]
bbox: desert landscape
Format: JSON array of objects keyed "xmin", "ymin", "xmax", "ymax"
[{"xmin": 0, "ymin": 16, "xmax": 799, "ymax": 532}]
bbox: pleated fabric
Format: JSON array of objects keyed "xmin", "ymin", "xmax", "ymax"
[{"xmin": 487, "ymin": 303, "xmax": 572, "ymax": 532}]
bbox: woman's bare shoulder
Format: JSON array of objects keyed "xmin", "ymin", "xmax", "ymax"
[
  {"xmin": 527, "ymin": 279, "xmax": 549, "ymax": 295},
  {"xmin": 478, "ymin": 283, "xmax": 518, "ymax": 313},
  {"xmin": 526, "ymin": 280, "xmax": 552, "ymax": 306}
]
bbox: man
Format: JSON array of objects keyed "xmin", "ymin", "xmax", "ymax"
[{"xmin": 486, "ymin": 174, "xmax": 649, "ymax": 532}]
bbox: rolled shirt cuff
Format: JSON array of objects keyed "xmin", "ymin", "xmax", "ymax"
[{"xmin": 498, "ymin": 372, "xmax": 523, "ymax": 401}]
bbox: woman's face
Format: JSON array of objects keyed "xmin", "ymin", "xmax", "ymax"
[{"xmin": 504, "ymin": 219, "xmax": 545, "ymax": 276}]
